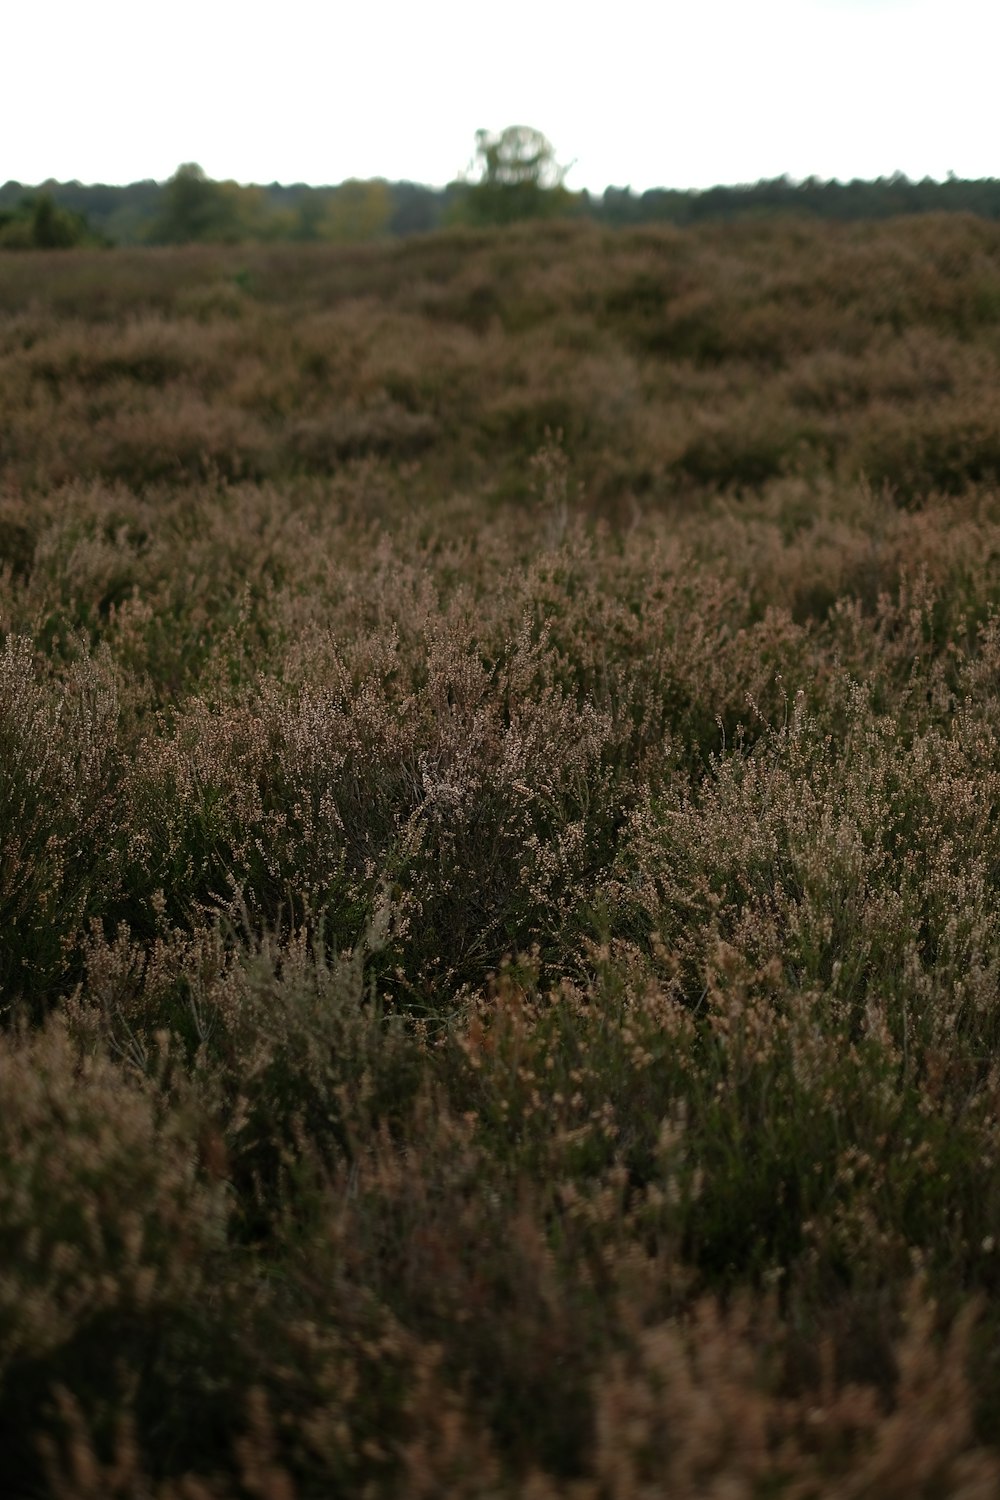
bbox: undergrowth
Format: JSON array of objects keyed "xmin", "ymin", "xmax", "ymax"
[{"xmin": 3, "ymin": 219, "xmax": 1000, "ymax": 1496}]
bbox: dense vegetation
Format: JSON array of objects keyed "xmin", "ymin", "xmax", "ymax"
[
  {"xmin": 4, "ymin": 214, "xmax": 1000, "ymax": 1495},
  {"xmin": 0, "ymin": 193, "xmax": 106, "ymax": 250},
  {"xmin": 8, "ymin": 163, "xmax": 1000, "ymax": 247}
]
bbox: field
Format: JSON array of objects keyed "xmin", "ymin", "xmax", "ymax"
[{"xmin": 4, "ymin": 214, "xmax": 1000, "ymax": 1496}]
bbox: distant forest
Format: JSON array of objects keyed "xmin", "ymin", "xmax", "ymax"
[{"xmin": 5, "ymin": 164, "xmax": 1000, "ymax": 248}]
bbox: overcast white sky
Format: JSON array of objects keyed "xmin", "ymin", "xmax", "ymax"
[{"xmin": 5, "ymin": 0, "xmax": 997, "ymax": 193}]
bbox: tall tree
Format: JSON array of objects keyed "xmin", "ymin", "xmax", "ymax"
[
  {"xmin": 458, "ymin": 126, "xmax": 575, "ymax": 226},
  {"xmin": 149, "ymin": 164, "xmax": 242, "ymax": 243}
]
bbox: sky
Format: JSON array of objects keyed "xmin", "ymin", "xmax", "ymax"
[{"xmin": 5, "ymin": 0, "xmax": 998, "ymax": 194}]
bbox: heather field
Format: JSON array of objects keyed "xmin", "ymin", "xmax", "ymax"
[{"xmin": 6, "ymin": 215, "xmax": 1000, "ymax": 1497}]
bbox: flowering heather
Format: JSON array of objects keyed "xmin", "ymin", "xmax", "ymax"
[{"xmin": 3, "ymin": 218, "xmax": 1000, "ymax": 1495}]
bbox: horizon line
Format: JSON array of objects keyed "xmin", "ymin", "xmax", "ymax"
[{"xmin": 2, "ymin": 168, "xmax": 995, "ymax": 197}]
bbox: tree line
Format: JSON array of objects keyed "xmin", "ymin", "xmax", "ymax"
[{"xmin": 5, "ymin": 127, "xmax": 1000, "ymax": 249}]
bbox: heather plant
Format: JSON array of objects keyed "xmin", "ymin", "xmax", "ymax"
[
  {"xmin": 0, "ymin": 636, "xmax": 121, "ymax": 1009},
  {"xmin": 118, "ymin": 614, "xmax": 628, "ymax": 1002},
  {"xmin": 5, "ymin": 218, "xmax": 1000, "ymax": 1493},
  {"xmin": 0, "ymin": 1014, "xmax": 240, "ymax": 1483}
]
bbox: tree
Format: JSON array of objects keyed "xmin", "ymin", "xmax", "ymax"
[
  {"xmin": 457, "ymin": 126, "xmax": 576, "ymax": 226},
  {"xmin": 149, "ymin": 164, "xmax": 242, "ymax": 244},
  {"xmin": 473, "ymin": 126, "xmax": 567, "ymax": 191},
  {"xmin": 319, "ymin": 179, "xmax": 392, "ymax": 243},
  {"xmin": 0, "ymin": 192, "xmax": 97, "ymax": 250}
]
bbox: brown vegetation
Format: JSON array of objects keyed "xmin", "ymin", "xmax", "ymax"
[{"xmin": 3, "ymin": 216, "xmax": 1000, "ymax": 1495}]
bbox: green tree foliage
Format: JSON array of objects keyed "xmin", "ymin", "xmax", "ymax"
[
  {"xmin": 456, "ymin": 125, "xmax": 579, "ymax": 226},
  {"xmin": 475, "ymin": 125, "xmax": 566, "ymax": 189},
  {"xmin": 148, "ymin": 163, "xmax": 244, "ymax": 244},
  {"xmin": 12, "ymin": 163, "xmax": 1000, "ymax": 250},
  {"xmin": 0, "ymin": 192, "xmax": 98, "ymax": 249},
  {"xmin": 146, "ymin": 166, "xmax": 394, "ymax": 245},
  {"xmin": 318, "ymin": 178, "xmax": 392, "ymax": 243}
]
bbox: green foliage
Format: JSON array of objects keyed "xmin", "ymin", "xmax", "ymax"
[
  {"xmin": 454, "ymin": 125, "xmax": 580, "ymax": 227},
  {"xmin": 144, "ymin": 166, "xmax": 398, "ymax": 246},
  {"xmin": 0, "ymin": 191, "xmax": 99, "ymax": 249},
  {"xmin": 318, "ymin": 177, "xmax": 392, "ymax": 242},
  {"xmin": 475, "ymin": 126, "xmax": 565, "ymax": 189},
  {"xmin": 147, "ymin": 162, "xmax": 244, "ymax": 244},
  {"xmin": 13, "ymin": 164, "xmax": 1000, "ymax": 250}
]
